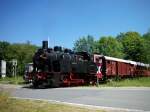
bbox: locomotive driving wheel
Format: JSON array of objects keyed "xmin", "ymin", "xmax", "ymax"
[
  {"xmin": 60, "ymin": 74, "xmax": 70, "ymax": 86},
  {"xmin": 32, "ymin": 75, "xmax": 39, "ymax": 88}
]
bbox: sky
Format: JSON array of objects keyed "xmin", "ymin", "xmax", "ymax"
[{"xmin": 0, "ymin": 0, "xmax": 150, "ymax": 49}]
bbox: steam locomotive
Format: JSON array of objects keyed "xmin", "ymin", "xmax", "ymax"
[
  {"xmin": 27, "ymin": 41, "xmax": 150, "ymax": 88},
  {"xmin": 31, "ymin": 41, "xmax": 98, "ymax": 87}
]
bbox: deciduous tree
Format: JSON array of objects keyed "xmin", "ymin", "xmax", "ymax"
[{"xmin": 97, "ymin": 36, "xmax": 124, "ymax": 58}]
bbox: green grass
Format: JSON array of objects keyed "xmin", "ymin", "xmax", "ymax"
[
  {"xmin": 0, "ymin": 91, "xmax": 105, "ymax": 112},
  {"xmin": 98, "ymin": 77, "xmax": 150, "ymax": 87},
  {"xmin": 1, "ymin": 76, "xmax": 150, "ymax": 87},
  {"xmin": 0, "ymin": 76, "xmax": 24, "ymax": 85}
]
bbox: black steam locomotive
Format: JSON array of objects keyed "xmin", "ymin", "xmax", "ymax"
[{"xmin": 31, "ymin": 41, "xmax": 98, "ymax": 87}]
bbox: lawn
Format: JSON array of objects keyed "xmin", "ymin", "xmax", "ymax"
[
  {"xmin": 1, "ymin": 76, "xmax": 150, "ymax": 87},
  {"xmin": 0, "ymin": 76, "xmax": 24, "ymax": 85},
  {"xmin": 0, "ymin": 91, "xmax": 104, "ymax": 112},
  {"xmin": 98, "ymin": 77, "xmax": 150, "ymax": 87}
]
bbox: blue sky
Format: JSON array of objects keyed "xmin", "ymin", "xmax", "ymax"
[{"xmin": 0, "ymin": 0, "xmax": 150, "ymax": 48}]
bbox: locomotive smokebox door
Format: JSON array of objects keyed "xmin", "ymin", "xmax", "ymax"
[{"xmin": 42, "ymin": 41, "xmax": 48, "ymax": 49}]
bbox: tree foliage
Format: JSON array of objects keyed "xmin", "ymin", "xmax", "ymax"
[
  {"xmin": 142, "ymin": 31, "xmax": 150, "ymax": 63},
  {"xmin": 0, "ymin": 41, "xmax": 38, "ymax": 75},
  {"xmin": 73, "ymin": 35, "xmax": 97, "ymax": 54},
  {"xmin": 97, "ymin": 36, "xmax": 124, "ymax": 58},
  {"xmin": 0, "ymin": 41, "xmax": 10, "ymax": 60},
  {"xmin": 74, "ymin": 30, "xmax": 150, "ymax": 63},
  {"xmin": 117, "ymin": 32, "xmax": 144, "ymax": 61}
]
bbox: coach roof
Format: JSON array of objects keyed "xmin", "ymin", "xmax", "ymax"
[
  {"xmin": 104, "ymin": 56, "xmax": 150, "ymax": 67},
  {"xmin": 104, "ymin": 56, "xmax": 131, "ymax": 64}
]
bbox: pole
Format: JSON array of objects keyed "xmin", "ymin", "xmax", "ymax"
[
  {"xmin": 97, "ymin": 77, "xmax": 99, "ymax": 86},
  {"xmin": 13, "ymin": 65, "xmax": 17, "ymax": 84},
  {"xmin": 12, "ymin": 66, "xmax": 14, "ymax": 77}
]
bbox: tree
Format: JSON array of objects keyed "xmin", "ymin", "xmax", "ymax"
[
  {"xmin": 0, "ymin": 41, "xmax": 10, "ymax": 60},
  {"xmin": 142, "ymin": 31, "xmax": 150, "ymax": 63},
  {"xmin": 97, "ymin": 36, "xmax": 124, "ymax": 58},
  {"xmin": 73, "ymin": 35, "xmax": 97, "ymax": 53},
  {"xmin": 0, "ymin": 41, "xmax": 38, "ymax": 75},
  {"xmin": 116, "ymin": 32, "xmax": 125, "ymax": 42},
  {"xmin": 7, "ymin": 43, "xmax": 37, "ymax": 75},
  {"xmin": 118, "ymin": 32, "xmax": 144, "ymax": 62}
]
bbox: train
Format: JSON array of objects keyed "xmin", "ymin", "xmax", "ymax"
[{"xmin": 25, "ymin": 41, "xmax": 150, "ymax": 87}]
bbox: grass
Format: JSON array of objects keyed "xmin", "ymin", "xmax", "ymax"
[
  {"xmin": 1, "ymin": 76, "xmax": 150, "ymax": 87},
  {"xmin": 98, "ymin": 77, "xmax": 150, "ymax": 87},
  {"xmin": 0, "ymin": 76, "xmax": 24, "ymax": 85},
  {"xmin": 0, "ymin": 91, "xmax": 105, "ymax": 112}
]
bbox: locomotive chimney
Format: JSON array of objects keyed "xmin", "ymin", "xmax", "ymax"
[{"xmin": 42, "ymin": 41, "xmax": 48, "ymax": 49}]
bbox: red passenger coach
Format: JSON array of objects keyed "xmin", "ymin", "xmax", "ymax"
[
  {"xmin": 104, "ymin": 56, "xmax": 134, "ymax": 78},
  {"xmin": 135, "ymin": 63, "xmax": 150, "ymax": 77},
  {"xmin": 93, "ymin": 54, "xmax": 150, "ymax": 79}
]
